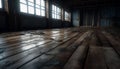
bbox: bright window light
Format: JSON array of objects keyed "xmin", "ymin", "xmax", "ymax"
[
  {"xmin": 41, "ymin": 0, "xmax": 45, "ymax": 6},
  {"xmin": 28, "ymin": 0, "xmax": 34, "ymax": 2},
  {"xmin": 41, "ymin": 10, "xmax": 45, "ymax": 16},
  {"xmin": 36, "ymin": 5, "xmax": 40, "ymax": 8},
  {"xmin": 36, "ymin": 8, "xmax": 40, "ymax": 15},
  {"xmin": 0, "ymin": 0, "xmax": 2, "ymax": 8},
  {"xmin": 65, "ymin": 11, "xmax": 71, "ymax": 22},
  {"xmin": 28, "ymin": 2, "xmax": 34, "ymax": 6},
  {"xmin": 20, "ymin": 0, "xmax": 27, "ymax": 4},
  {"xmin": 36, "ymin": 0, "xmax": 40, "ymax": 5},
  {"xmin": 52, "ymin": 5, "xmax": 61, "ymax": 19},
  {"xmin": 28, "ymin": 6, "xmax": 34, "ymax": 14},
  {"xmin": 20, "ymin": 0, "xmax": 45, "ymax": 16},
  {"xmin": 20, "ymin": 3, "xmax": 27, "ymax": 13}
]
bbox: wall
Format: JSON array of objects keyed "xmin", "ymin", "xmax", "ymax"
[
  {"xmin": 18, "ymin": 14, "xmax": 72, "ymax": 30},
  {"xmin": 99, "ymin": 7, "xmax": 120, "ymax": 27},
  {"xmin": 18, "ymin": 14, "xmax": 47, "ymax": 30},
  {"xmin": 72, "ymin": 10, "xmax": 80, "ymax": 27},
  {"xmin": 0, "ymin": 0, "xmax": 72, "ymax": 33},
  {"xmin": 0, "ymin": 0, "xmax": 9, "ymax": 33},
  {"xmin": 0, "ymin": 11, "xmax": 8, "ymax": 33},
  {"xmin": 72, "ymin": 6, "xmax": 120, "ymax": 27}
]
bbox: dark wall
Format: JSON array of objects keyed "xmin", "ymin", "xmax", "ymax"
[
  {"xmin": 0, "ymin": 11, "xmax": 7, "ymax": 32},
  {"xmin": 97, "ymin": 7, "xmax": 120, "ymax": 27},
  {"xmin": 100, "ymin": 7, "xmax": 115, "ymax": 27},
  {"xmin": 72, "ymin": 10, "xmax": 80, "ymax": 27},
  {"xmin": 19, "ymin": 14, "xmax": 47, "ymax": 30},
  {"xmin": 72, "ymin": 6, "xmax": 120, "ymax": 27},
  {"xmin": 18, "ymin": 14, "xmax": 72, "ymax": 30},
  {"xmin": 0, "ymin": 0, "xmax": 9, "ymax": 33}
]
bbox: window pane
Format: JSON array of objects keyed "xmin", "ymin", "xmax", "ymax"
[
  {"xmin": 41, "ymin": 6, "xmax": 45, "ymax": 10},
  {"xmin": 52, "ymin": 5, "xmax": 54, "ymax": 11},
  {"xmin": 28, "ymin": 2, "xmax": 34, "ymax": 6},
  {"xmin": 52, "ymin": 11, "xmax": 55, "ymax": 14},
  {"xmin": 28, "ymin": 0, "xmax": 34, "ymax": 2},
  {"xmin": 20, "ymin": 3, "xmax": 27, "ymax": 13},
  {"xmin": 36, "ymin": 8, "xmax": 40, "ymax": 15},
  {"xmin": 36, "ymin": 0, "xmax": 40, "ymax": 5},
  {"xmin": 65, "ymin": 11, "xmax": 68, "ymax": 19},
  {"xmin": 55, "ymin": 14, "xmax": 57, "ymax": 19},
  {"xmin": 59, "ymin": 15, "xmax": 61, "ymax": 19},
  {"xmin": 58, "ymin": 15, "xmax": 61, "ymax": 19},
  {"xmin": 41, "ymin": 10, "xmax": 45, "ymax": 16},
  {"xmin": 20, "ymin": 0, "xmax": 27, "ymax": 4},
  {"xmin": 57, "ymin": 15, "xmax": 59, "ymax": 19},
  {"xmin": 52, "ymin": 5, "xmax": 61, "ymax": 19},
  {"xmin": 54, "ymin": 6, "xmax": 56, "ymax": 12},
  {"xmin": 28, "ymin": 6, "xmax": 34, "ymax": 14},
  {"xmin": 52, "ymin": 7, "xmax": 55, "ymax": 19},
  {"xmin": 52, "ymin": 14, "xmax": 55, "ymax": 18},
  {"xmin": 0, "ymin": 0, "xmax": 2, "ymax": 8},
  {"xmin": 65, "ymin": 11, "xmax": 71, "ymax": 21},
  {"xmin": 20, "ymin": 0, "xmax": 46, "ymax": 17},
  {"xmin": 57, "ymin": 8, "xmax": 61, "ymax": 14},
  {"xmin": 41, "ymin": 0, "xmax": 45, "ymax": 6},
  {"xmin": 57, "ymin": 8, "xmax": 60, "ymax": 12},
  {"xmin": 35, "ymin": 5, "xmax": 40, "ymax": 8}
]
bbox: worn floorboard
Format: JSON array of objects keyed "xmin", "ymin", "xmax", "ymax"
[{"xmin": 0, "ymin": 28, "xmax": 119, "ymax": 69}]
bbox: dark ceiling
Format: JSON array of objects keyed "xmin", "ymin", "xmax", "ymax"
[{"xmin": 62, "ymin": 0, "xmax": 120, "ymax": 8}]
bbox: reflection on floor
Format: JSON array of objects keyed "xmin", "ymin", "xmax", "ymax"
[{"xmin": 0, "ymin": 27, "xmax": 120, "ymax": 69}]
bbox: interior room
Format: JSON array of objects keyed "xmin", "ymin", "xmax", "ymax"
[{"xmin": 0, "ymin": 0, "xmax": 120, "ymax": 69}]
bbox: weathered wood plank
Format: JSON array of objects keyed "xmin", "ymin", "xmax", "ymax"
[
  {"xmin": 0, "ymin": 32, "xmax": 79, "ymax": 69},
  {"xmin": 0, "ymin": 32, "xmax": 75, "ymax": 60},
  {"xmin": 0, "ymin": 28, "xmax": 119, "ymax": 69},
  {"xmin": 38, "ymin": 31, "xmax": 92, "ymax": 69},
  {"xmin": 104, "ymin": 47, "xmax": 120, "ymax": 69},
  {"xmin": 63, "ymin": 31, "xmax": 91, "ymax": 69},
  {"xmin": 0, "ymin": 31, "xmax": 68, "ymax": 48},
  {"xmin": 84, "ymin": 33, "xmax": 107, "ymax": 69},
  {"xmin": 102, "ymin": 31, "xmax": 120, "ymax": 56},
  {"xmin": 99, "ymin": 31, "xmax": 120, "ymax": 69},
  {"xmin": 63, "ymin": 41, "xmax": 89, "ymax": 69},
  {"xmin": 84, "ymin": 47, "xmax": 107, "ymax": 69},
  {"xmin": 18, "ymin": 32, "xmax": 82, "ymax": 69}
]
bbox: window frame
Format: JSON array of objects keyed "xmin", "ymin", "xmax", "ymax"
[
  {"xmin": 0, "ymin": 0, "xmax": 3, "ymax": 9},
  {"xmin": 19, "ymin": 0, "xmax": 46, "ymax": 16},
  {"xmin": 64, "ymin": 11, "xmax": 71, "ymax": 22},
  {"xmin": 52, "ymin": 4, "xmax": 61, "ymax": 20}
]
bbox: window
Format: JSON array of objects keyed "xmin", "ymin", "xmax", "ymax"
[
  {"xmin": 52, "ymin": 5, "xmax": 61, "ymax": 19},
  {"xmin": 65, "ymin": 11, "xmax": 71, "ymax": 22},
  {"xmin": 20, "ymin": 0, "xmax": 45, "ymax": 16},
  {"xmin": 0, "ymin": 0, "xmax": 2, "ymax": 8}
]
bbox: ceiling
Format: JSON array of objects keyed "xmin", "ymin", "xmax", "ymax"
[{"xmin": 62, "ymin": 0, "xmax": 120, "ymax": 8}]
